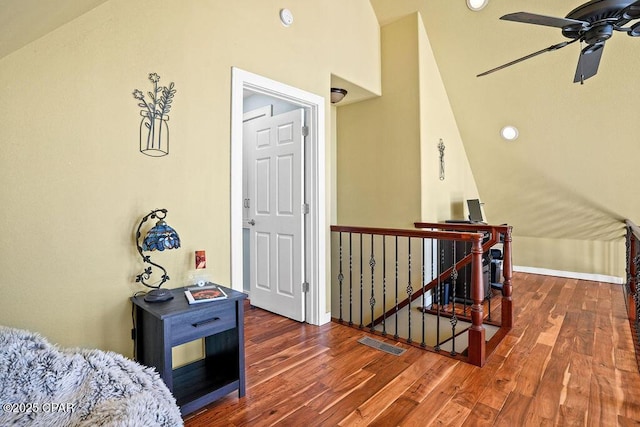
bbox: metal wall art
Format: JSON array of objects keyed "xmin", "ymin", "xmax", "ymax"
[
  {"xmin": 132, "ymin": 73, "xmax": 177, "ymax": 157},
  {"xmin": 438, "ymin": 138, "xmax": 445, "ymax": 181}
]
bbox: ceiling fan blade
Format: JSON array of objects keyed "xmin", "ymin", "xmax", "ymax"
[
  {"xmin": 573, "ymin": 43, "xmax": 605, "ymax": 83},
  {"xmin": 477, "ymin": 40, "xmax": 575, "ymax": 77},
  {"xmin": 622, "ymin": 0, "xmax": 640, "ymax": 19},
  {"xmin": 501, "ymin": 12, "xmax": 587, "ymax": 29}
]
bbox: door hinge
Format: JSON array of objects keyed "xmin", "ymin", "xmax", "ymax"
[
  {"xmin": 301, "ymin": 126, "xmax": 309, "ymax": 137},
  {"xmin": 302, "ymin": 282, "xmax": 309, "ymax": 293},
  {"xmin": 302, "ymin": 203, "xmax": 310, "ymax": 215}
]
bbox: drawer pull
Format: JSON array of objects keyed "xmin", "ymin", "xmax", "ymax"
[{"xmin": 192, "ymin": 317, "xmax": 220, "ymax": 328}]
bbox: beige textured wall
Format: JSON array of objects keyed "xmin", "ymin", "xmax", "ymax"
[
  {"xmin": 416, "ymin": 13, "xmax": 480, "ymax": 222},
  {"xmin": 337, "ymin": 14, "xmax": 421, "ymax": 229},
  {"xmin": 0, "ymin": 0, "xmax": 381, "ymax": 355},
  {"xmin": 337, "ymin": 13, "xmax": 479, "ymax": 228},
  {"xmin": 514, "ymin": 236, "xmax": 626, "ymax": 278}
]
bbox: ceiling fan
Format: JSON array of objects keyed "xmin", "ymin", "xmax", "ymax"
[{"xmin": 477, "ymin": 0, "xmax": 640, "ymax": 83}]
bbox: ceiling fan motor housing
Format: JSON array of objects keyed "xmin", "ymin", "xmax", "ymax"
[
  {"xmin": 561, "ymin": 0, "xmax": 640, "ymax": 41},
  {"xmin": 585, "ymin": 23, "xmax": 614, "ymax": 44},
  {"xmin": 566, "ymin": 0, "xmax": 639, "ymax": 22}
]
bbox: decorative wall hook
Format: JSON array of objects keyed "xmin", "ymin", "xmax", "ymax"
[
  {"xmin": 438, "ymin": 138, "xmax": 445, "ymax": 181},
  {"xmin": 132, "ymin": 73, "xmax": 177, "ymax": 157}
]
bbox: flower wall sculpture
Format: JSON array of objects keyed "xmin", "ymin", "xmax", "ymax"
[{"xmin": 133, "ymin": 73, "xmax": 177, "ymax": 157}]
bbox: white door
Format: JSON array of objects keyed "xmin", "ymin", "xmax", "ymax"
[{"xmin": 244, "ymin": 108, "xmax": 305, "ymax": 322}]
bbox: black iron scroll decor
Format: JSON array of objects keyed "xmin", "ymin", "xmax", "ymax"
[
  {"xmin": 438, "ymin": 138, "xmax": 445, "ymax": 181},
  {"xmin": 132, "ymin": 73, "xmax": 177, "ymax": 157}
]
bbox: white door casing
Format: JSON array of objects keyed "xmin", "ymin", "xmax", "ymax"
[
  {"xmin": 230, "ymin": 67, "xmax": 329, "ymax": 325},
  {"xmin": 244, "ymin": 109, "xmax": 305, "ymax": 321}
]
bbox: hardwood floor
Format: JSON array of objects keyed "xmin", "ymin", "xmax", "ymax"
[{"xmin": 184, "ymin": 272, "xmax": 640, "ymax": 426}]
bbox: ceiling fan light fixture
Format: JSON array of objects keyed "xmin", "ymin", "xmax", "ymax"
[
  {"xmin": 584, "ymin": 23, "xmax": 613, "ymax": 45},
  {"xmin": 466, "ymin": 0, "xmax": 488, "ymax": 11},
  {"xmin": 501, "ymin": 125, "xmax": 519, "ymax": 141}
]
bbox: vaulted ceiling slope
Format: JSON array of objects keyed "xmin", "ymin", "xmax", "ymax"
[
  {"xmin": 0, "ymin": 0, "xmax": 110, "ymax": 60},
  {"xmin": 371, "ymin": 0, "xmax": 638, "ymax": 244}
]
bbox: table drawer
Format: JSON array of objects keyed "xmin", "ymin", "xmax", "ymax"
[{"xmin": 171, "ymin": 302, "xmax": 236, "ymax": 346}]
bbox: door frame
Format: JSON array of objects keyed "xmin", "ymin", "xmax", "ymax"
[{"xmin": 230, "ymin": 67, "xmax": 328, "ymax": 325}]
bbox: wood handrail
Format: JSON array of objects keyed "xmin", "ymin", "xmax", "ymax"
[
  {"xmin": 414, "ymin": 222, "xmax": 510, "ymax": 246},
  {"xmin": 414, "ymin": 222, "xmax": 511, "ymax": 233},
  {"xmin": 330, "ymin": 225, "xmax": 483, "ymax": 242}
]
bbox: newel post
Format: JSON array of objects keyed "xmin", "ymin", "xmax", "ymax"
[
  {"xmin": 468, "ymin": 234, "xmax": 486, "ymax": 367},
  {"xmin": 501, "ymin": 226, "xmax": 514, "ymax": 328}
]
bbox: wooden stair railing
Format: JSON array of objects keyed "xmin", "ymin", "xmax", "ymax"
[
  {"xmin": 414, "ymin": 222, "xmax": 513, "ymax": 329},
  {"xmin": 364, "ymin": 227, "xmax": 482, "ymax": 327},
  {"xmin": 330, "ymin": 225, "xmax": 491, "ymax": 366}
]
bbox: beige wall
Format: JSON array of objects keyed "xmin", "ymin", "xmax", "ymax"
[
  {"xmin": 337, "ymin": 14, "xmax": 421, "ymax": 228},
  {"xmin": 0, "ymin": 0, "xmax": 381, "ymax": 355},
  {"xmin": 337, "ymin": 13, "xmax": 479, "ymax": 228},
  {"xmin": 416, "ymin": 13, "xmax": 479, "ymax": 222},
  {"xmin": 514, "ymin": 236, "xmax": 626, "ymax": 278}
]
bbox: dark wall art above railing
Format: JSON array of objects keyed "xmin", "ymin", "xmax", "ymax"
[
  {"xmin": 330, "ymin": 224, "xmax": 513, "ymax": 367},
  {"xmin": 132, "ymin": 73, "xmax": 177, "ymax": 157}
]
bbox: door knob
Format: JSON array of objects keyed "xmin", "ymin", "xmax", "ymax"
[{"xmin": 248, "ymin": 219, "xmax": 255, "ymax": 226}]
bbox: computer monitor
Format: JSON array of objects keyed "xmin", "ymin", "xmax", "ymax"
[{"xmin": 467, "ymin": 199, "xmax": 484, "ymax": 223}]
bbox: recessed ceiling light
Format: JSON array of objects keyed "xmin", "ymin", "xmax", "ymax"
[
  {"xmin": 467, "ymin": 0, "xmax": 488, "ymax": 11},
  {"xmin": 501, "ymin": 125, "xmax": 519, "ymax": 141}
]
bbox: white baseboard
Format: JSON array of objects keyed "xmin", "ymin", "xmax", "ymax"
[{"xmin": 513, "ymin": 265, "xmax": 624, "ymax": 285}]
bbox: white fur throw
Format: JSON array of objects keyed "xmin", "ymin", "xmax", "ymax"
[{"xmin": 0, "ymin": 326, "xmax": 183, "ymax": 426}]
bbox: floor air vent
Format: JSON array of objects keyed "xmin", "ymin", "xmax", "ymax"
[{"xmin": 358, "ymin": 336, "xmax": 406, "ymax": 356}]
